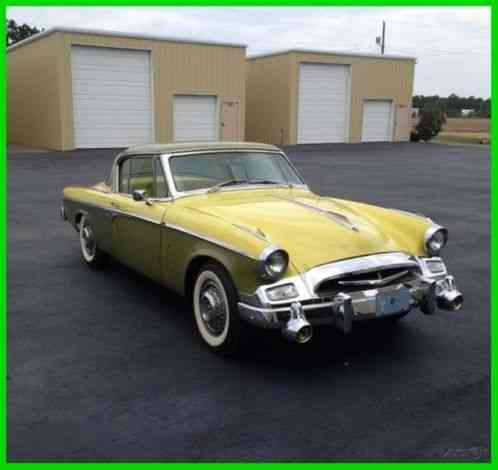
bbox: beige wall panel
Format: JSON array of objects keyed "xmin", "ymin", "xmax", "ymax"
[
  {"xmin": 59, "ymin": 33, "xmax": 246, "ymax": 147},
  {"xmin": 9, "ymin": 31, "xmax": 245, "ymax": 150},
  {"xmin": 247, "ymin": 51, "xmax": 414, "ymax": 145},
  {"xmin": 291, "ymin": 52, "xmax": 415, "ymax": 143},
  {"xmin": 8, "ymin": 34, "xmax": 63, "ymax": 150},
  {"xmin": 246, "ymin": 54, "xmax": 292, "ymax": 145}
]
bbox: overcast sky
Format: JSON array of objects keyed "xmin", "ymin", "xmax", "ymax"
[{"xmin": 8, "ymin": 7, "xmax": 490, "ymax": 98}]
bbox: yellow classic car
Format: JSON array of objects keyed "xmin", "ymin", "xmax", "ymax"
[{"xmin": 61, "ymin": 142, "xmax": 463, "ymax": 355}]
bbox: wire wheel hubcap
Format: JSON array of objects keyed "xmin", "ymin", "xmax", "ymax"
[{"xmin": 199, "ymin": 281, "xmax": 227, "ymax": 337}]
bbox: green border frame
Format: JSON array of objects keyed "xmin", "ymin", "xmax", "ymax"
[{"xmin": 2, "ymin": 2, "xmax": 493, "ymax": 465}]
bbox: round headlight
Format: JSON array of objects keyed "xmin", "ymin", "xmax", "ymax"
[
  {"xmin": 424, "ymin": 226, "xmax": 448, "ymax": 256},
  {"xmin": 260, "ymin": 247, "xmax": 289, "ymax": 281}
]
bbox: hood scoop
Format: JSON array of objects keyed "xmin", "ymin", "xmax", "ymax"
[{"xmin": 275, "ymin": 196, "xmax": 359, "ymax": 232}]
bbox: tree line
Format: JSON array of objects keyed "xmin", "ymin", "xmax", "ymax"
[
  {"xmin": 7, "ymin": 19, "xmax": 41, "ymax": 46},
  {"xmin": 413, "ymin": 94, "xmax": 490, "ymax": 118}
]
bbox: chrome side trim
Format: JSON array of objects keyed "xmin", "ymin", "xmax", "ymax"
[
  {"xmin": 112, "ymin": 209, "xmax": 160, "ymax": 225},
  {"xmin": 63, "ymin": 196, "xmax": 110, "ymax": 214},
  {"xmin": 390, "ymin": 208, "xmax": 432, "ymax": 223},
  {"xmin": 163, "ymin": 223, "xmax": 257, "ymax": 260},
  {"xmin": 63, "ymin": 196, "xmax": 162, "ymax": 226}
]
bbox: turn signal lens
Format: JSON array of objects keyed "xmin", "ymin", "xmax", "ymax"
[{"xmin": 266, "ymin": 283, "xmax": 298, "ymax": 301}]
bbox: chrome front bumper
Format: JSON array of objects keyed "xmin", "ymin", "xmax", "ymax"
[{"xmin": 238, "ymin": 254, "xmax": 463, "ymax": 339}]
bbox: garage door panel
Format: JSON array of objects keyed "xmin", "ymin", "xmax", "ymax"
[
  {"xmin": 361, "ymin": 101, "xmax": 393, "ymax": 142},
  {"xmin": 71, "ymin": 46, "xmax": 153, "ymax": 148},
  {"xmin": 174, "ymin": 95, "xmax": 218, "ymax": 142},
  {"xmin": 297, "ymin": 63, "xmax": 350, "ymax": 144}
]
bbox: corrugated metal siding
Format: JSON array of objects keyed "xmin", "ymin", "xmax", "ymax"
[
  {"xmin": 71, "ymin": 46, "xmax": 154, "ymax": 148},
  {"xmin": 245, "ymin": 54, "xmax": 292, "ymax": 145},
  {"xmin": 59, "ymin": 32, "xmax": 246, "ymax": 149},
  {"xmin": 7, "ymin": 33, "xmax": 63, "ymax": 150},
  {"xmin": 8, "ymin": 31, "xmax": 246, "ymax": 150},
  {"xmin": 247, "ymin": 51, "xmax": 415, "ymax": 145},
  {"xmin": 291, "ymin": 52, "xmax": 415, "ymax": 144}
]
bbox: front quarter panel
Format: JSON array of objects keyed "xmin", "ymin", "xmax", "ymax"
[
  {"xmin": 160, "ymin": 205, "xmax": 299, "ymax": 296},
  {"xmin": 331, "ymin": 198, "xmax": 435, "ymax": 257}
]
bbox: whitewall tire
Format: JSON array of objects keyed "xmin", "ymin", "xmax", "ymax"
[
  {"xmin": 79, "ymin": 214, "xmax": 108, "ymax": 269},
  {"xmin": 192, "ymin": 262, "xmax": 245, "ymax": 355}
]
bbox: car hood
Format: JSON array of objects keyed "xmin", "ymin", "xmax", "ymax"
[{"xmin": 177, "ymin": 188, "xmax": 430, "ymax": 272}]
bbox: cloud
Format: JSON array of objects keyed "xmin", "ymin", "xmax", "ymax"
[{"xmin": 7, "ymin": 6, "xmax": 490, "ymax": 97}]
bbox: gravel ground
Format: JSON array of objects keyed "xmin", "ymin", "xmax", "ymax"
[{"xmin": 8, "ymin": 142, "xmax": 489, "ymax": 462}]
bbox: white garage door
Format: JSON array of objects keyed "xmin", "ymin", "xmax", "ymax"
[
  {"xmin": 174, "ymin": 95, "xmax": 218, "ymax": 142},
  {"xmin": 297, "ymin": 63, "xmax": 350, "ymax": 144},
  {"xmin": 71, "ymin": 46, "xmax": 153, "ymax": 148},
  {"xmin": 361, "ymin": 100, "xmax": 393, "ymax": 142}
]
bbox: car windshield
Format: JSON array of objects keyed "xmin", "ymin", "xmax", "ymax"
[{"xmin": 169, "ymin": 152, "xmax": 304, "ymax": 193}]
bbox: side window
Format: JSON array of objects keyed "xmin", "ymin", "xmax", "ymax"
[
  {"xmin": 119, "ymin": 157, "xmax": 169, "ymax": 198},
  {"xmin": 154, "ymin": 158, "xmax": 168, "ymax": 198},
  {"xmin": 119, "ymin": 159, "xmax": 131, "ymax": 193}
]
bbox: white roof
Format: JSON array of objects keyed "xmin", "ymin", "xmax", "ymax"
[
  {"xmin": 248, "ymin": 48, "xmax": 416, "ymax": 61},
  {"xmin": 7, "ymin": 26, "xmax": 247, "ymax": 52}
]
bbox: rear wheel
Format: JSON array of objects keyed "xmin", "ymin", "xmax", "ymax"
[
  {"xmin": 79, "ymin": 215, "xmax": 108, "ymax": 269},
  {"xmin": 192, "ymin": 262, "xmax": 247, "ymax": 356}
]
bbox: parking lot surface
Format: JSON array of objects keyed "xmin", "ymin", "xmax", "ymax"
[{"xmin": 8, "ymin": 142, "xmax": 489, "ymax": 461}]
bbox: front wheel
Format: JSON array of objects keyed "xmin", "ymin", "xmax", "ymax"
[
  {"xmin": 192, "ymin": 262, "xmax": 246, "ymax": 356},
  {"xmin": 79, "ymin": 214, "xmax": 108, "ymax": 269}
]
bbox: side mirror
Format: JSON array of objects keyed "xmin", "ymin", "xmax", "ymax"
[{"xmin": 132, "ymin": 189, "xmax": 147, "ymax": 202}]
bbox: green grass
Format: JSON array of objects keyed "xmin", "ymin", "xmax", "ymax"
[{"xmin": 433, "ymin": 132, "xmax": 491, "ymax": 146}]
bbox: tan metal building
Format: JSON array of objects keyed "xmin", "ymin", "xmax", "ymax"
[
  {"xmin": 8, "ymin": 27, "xmax": 246, "ymax": 150},
  {"xmin": 246, "ymin": 49, "xmax": 416, "ymax": 145}
]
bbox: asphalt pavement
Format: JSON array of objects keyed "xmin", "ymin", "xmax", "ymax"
[{"xmin": 7, "ymin": 142, "xmax": 490, "ymax": 461}]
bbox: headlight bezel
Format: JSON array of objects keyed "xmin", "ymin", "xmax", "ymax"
[
  {"xmin": 259, "ymin": 245, "xmax": 289, "ymax": 281},
  {"xmin": 424, "ymin": 225, "xmax": 448, "ymax": 256}
]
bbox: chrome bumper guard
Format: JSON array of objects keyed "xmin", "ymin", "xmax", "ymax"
[{"xmin": 238, "ymin": 254, "xmax": 463, "ymax": 342}]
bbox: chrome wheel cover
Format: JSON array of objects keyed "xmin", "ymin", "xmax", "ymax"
[
  {"xmin": 193, "ymin": 270, "xmax": 231, "ymax": 347},
  {"xmin": 80, "ymin": 217, "xmax": 96, "ymax": 261},
  {"xmin": 199, "ymin": 280, "xmax": 228, "ymax": 337}
]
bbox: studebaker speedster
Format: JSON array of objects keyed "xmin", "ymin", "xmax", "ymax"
[{"xmin": 61, "ymin": 142, "xmax": 463, "ymax": 355}]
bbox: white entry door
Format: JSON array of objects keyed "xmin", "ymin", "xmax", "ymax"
[
  {"xmin": 361, "ymin": 100, "xmax": 394, "ymax": 142},
  {"xmin": 174, "ymin": 95, "xmax": 218, "ymax": 142},
  {"xmin": 71, "ymin": 46, "xmax": 153, "ymax": 148},
  {"xmin": 297, "ymin": 63, "xmax": 350, "ymax": 144}
]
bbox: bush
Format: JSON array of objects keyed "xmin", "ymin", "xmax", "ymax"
[
  {"xmin": 410, "ymin": 131, "xmax": 421, "ymax": 142},
  {"xmin": 414, "ymin": 108, "xmax": 446, "ymax": 142}
]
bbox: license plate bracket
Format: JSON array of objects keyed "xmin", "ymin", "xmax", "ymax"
[{"xmin": 376, "ymin": 289, "xmax": 411, "ymax": 317}]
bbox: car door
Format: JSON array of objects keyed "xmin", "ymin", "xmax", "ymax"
[{"xmin": 112, "ymin": 155, "xmax": 170, "ymax": 282}]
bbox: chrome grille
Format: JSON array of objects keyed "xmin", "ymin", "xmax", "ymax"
[{"xmin": 315, "ymin": 266, "xmax": 420, "ymax": 297}]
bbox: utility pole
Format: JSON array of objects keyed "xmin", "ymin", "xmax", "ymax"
[
  {"xmin": 381, "ymin": 20, "xmax": 386, "ymax": 55},
  {"xmin": 375, "ymin": 21, "xmax": 386, "ymax": 55}
]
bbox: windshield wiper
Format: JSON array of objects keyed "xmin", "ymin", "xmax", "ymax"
[
  {"xmin": 207, "ymin": 179, "xmax": 248, "ymax": 193},
  {"xmin": 249, "ymin": 179, "xmax": 292, "ymax": 187}
]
